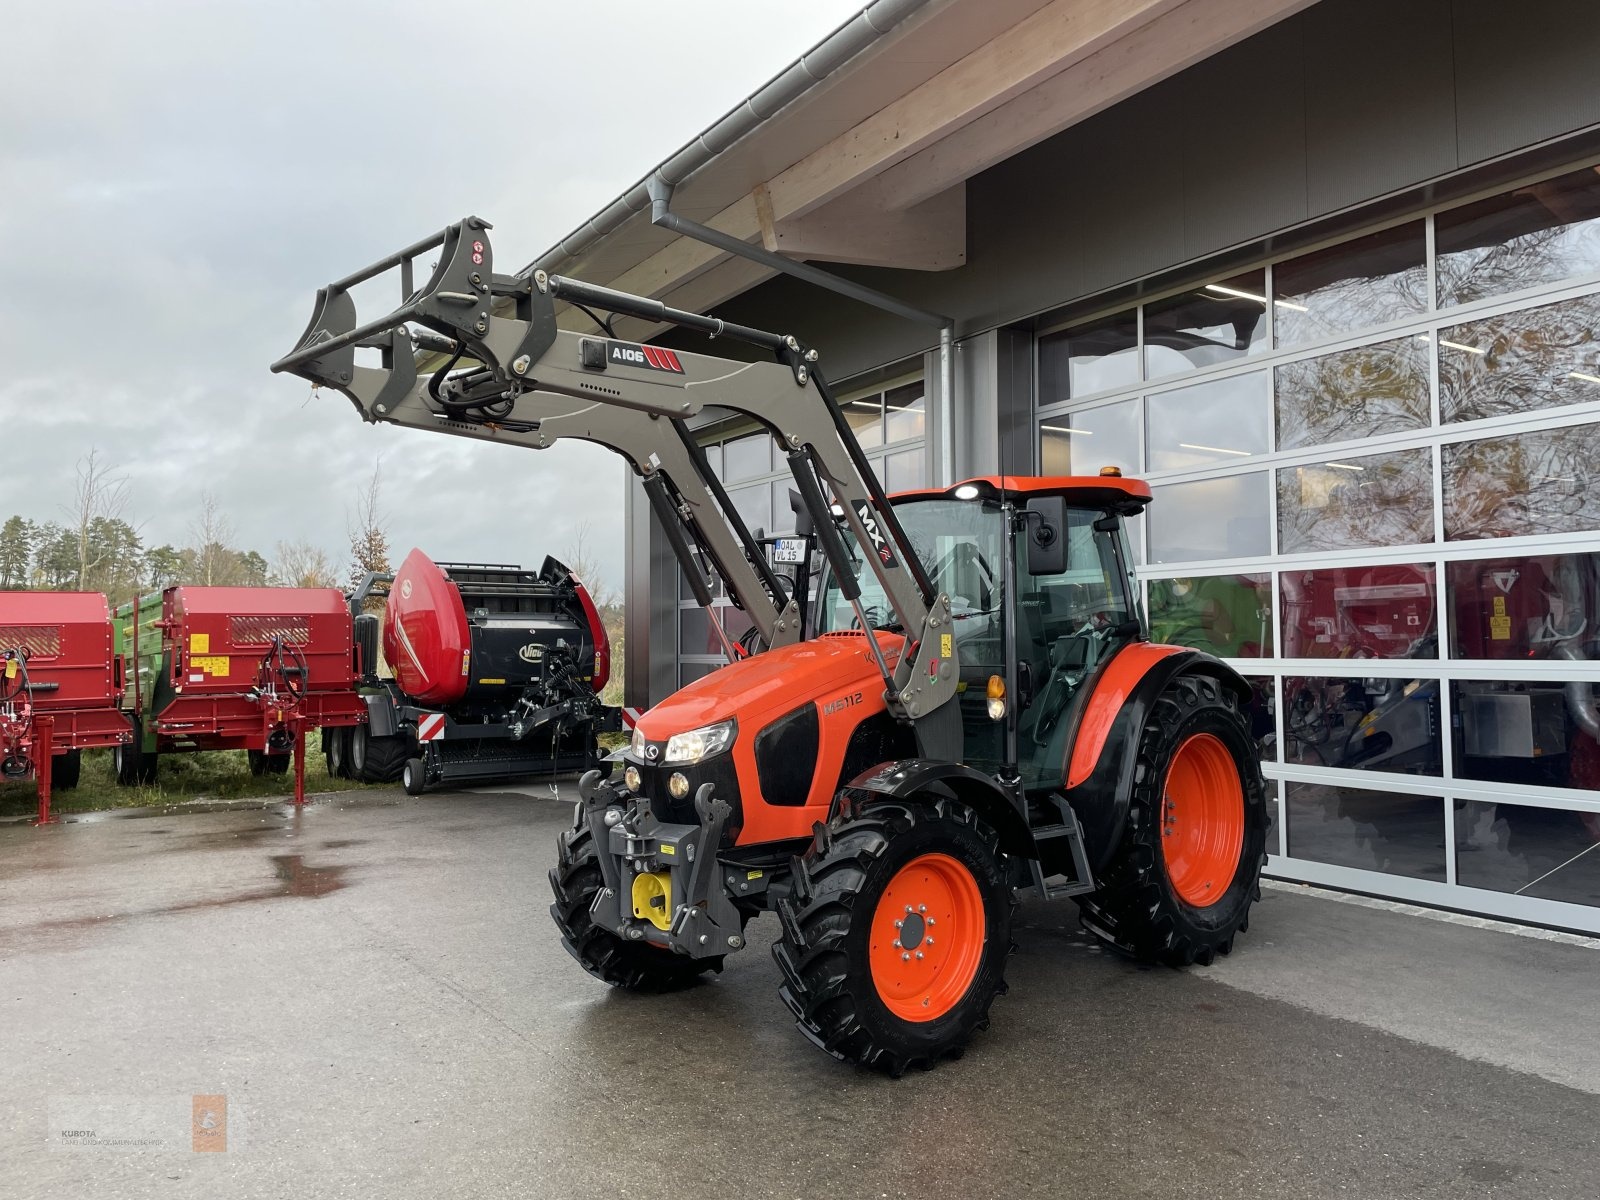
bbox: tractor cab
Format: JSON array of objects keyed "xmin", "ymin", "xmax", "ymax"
[{"xmin": 815, "ymin": 474, "xmax": 1148, "ymax": 789}]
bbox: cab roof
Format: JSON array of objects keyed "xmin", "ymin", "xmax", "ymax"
[{"xmin": 890, "ymin": 474, "xmax": 1152, "ymax": 511}]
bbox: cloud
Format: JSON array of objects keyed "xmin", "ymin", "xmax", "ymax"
[{"xmin": 3, "ymin": 0, "xmax": 860, "ymax": 596}]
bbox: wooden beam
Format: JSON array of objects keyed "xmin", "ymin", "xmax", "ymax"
[
  {"xmin": 761, "ymin": 0, "xmax": 1185, "ymax": 224},
  {"xmin": 757, "ymin": 181, "xmax": 966, "ymax": 271},
  {"xmin": 871, "ymin": 0, "xmax": 1315, "ymax": 211}
]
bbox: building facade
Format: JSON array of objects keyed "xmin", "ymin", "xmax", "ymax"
[{"xmin": 539, "ymin": 0, "xmax": 1600, "ymax": 932}]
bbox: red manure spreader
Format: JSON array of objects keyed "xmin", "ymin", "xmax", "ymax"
[
  {"xmin": 115, "ymin": 586, "xmax": 365, "ymax": 803},
  {"xmin": 0, "ymin": 591, "xmax": 131, "ymax": 822}
]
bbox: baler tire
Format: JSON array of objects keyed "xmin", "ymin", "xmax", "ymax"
[
  {"xmin": 1076, "ymin": 672, "xmax": 1268, "ymax": 968},
  {"xmin": 324, "ymin": 727, "xmax": 350, "ymax": 780},
  {"xmin": 772, "ymin": 794, "xmax": 1015, "ymax": 1076},
  {"xmin": 348, "ymin": 724, "xmax": 369, "ymax": 777},
  {"xmin": 548, "ymin": 822, "xmax": 721, "ymax": 992},
  {"xmin": 402, "ymin": 757, "xmax": 427, "ymax": 796},
  {"xmin": 51, "ymin": 750, "xmax": 82, "ymax": 791},
  {"xmin": 359, "ymin": 734, "xmax": 409, "ymax": 784}
]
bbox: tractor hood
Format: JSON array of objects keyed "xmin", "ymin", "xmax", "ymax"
[{"xmin": 635, "ymin": 631, "xmax": 905, "ymax": 740}]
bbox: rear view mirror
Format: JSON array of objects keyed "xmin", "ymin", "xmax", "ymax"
[{"xmin": 1025, "ymin": 496, "xmax": 1068, "ymax": 576}]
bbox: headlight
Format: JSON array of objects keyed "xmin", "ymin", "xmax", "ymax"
[
  {"xmin": 663, "ymin": 719, "xmax": 736, "ymax": 764},
  {"xmin": 630, "ymin": 726, "xmax": 646, "ymax": 757}
]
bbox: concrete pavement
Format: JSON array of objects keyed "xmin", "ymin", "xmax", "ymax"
[{"xmin": 2, "ymin": 784, "xmax": 1597, "ymax": 1199}]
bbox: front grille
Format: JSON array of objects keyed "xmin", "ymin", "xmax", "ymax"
[{"xmin": 632, "ymin": 753, "xmax": 741, "ymax": 840}]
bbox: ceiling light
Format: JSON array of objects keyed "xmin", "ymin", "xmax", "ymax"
[
  {"xmin": 1323, "ymin": 461, "xmax": 1365, "ymax": 472},
  {"xmin": 1568, "ymin": 371, "xmax": 1600, "ymax": 384},
  {"xmin": 1041, "ymin": 424, "xmax": 1091, "ymax": 434},
  {"xmin": 1438, "ymin": 338, "xmax": 1485, "ymax": 355},
  {"xmin": 953, "ymin": 484, "xmax": 980, "ymax": 500},
  {"xmin": 1203, "ymin": 283, "xmax": 1309, "ymax": 311},
  {"xmin": 1179, "ymin": 442, "xmax": 1252, "ymax": 456}
]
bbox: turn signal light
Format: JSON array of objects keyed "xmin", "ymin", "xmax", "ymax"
[{"xmin": 986, "ymin": 674, "xmax": 1007, "ymax": 721}]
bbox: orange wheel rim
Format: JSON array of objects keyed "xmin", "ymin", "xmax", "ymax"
[
  {"xmin": 1160, "ymin": 733, "xmax": 1245, "ymax": 908},
  {"xmin": 869, "ymin": 852, "xmax": 985, "ymax": 1022}
]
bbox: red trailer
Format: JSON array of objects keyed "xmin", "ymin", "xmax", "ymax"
[
  {"xmin": 0, "ymin": 591, "xmax": 132, "ymax": 822},
  {"xmin": 116, "ymin": 586, "xmax": 366, "ymax": 804}
]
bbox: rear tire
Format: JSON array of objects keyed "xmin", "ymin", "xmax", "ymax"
[
  {"xmin": 1077, "ymin": 672, "xmax": 1267, "ymax": 967},
  {"xmin": 324, "ymin": 727, "xmax": 350, "ymax": 780},
  {"xmin": 360, "ymin": 734, "xmax": 409, "ymax": 783},
  {"xmin": 773, "ymin": 794, "xmax": 1015, "ymax": 1075},
  {"xmin": 51, "ymin": 750, "xmax": 81, "ymax": 791},
  {"xmin": 114, "ymin": 719, "xmax": 158, "ymax": 786},
  {"xmin": 548, "ymin": 822, "xmax": 721, "ymax": 992},
  {"xmin": 401, "ymin": 757, "xmax": 427, "ymax": 796}
]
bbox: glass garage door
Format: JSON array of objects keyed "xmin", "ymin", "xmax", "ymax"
[{"xmin": 1036, "ymin": 162, "xmax": 1600, "ymax": 932}]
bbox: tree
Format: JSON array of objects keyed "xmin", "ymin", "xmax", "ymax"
[
  {"xmin": 186, "ymin": 490, "xmax": 236, "ymax": 586},
  {"xmin": 561, "ymin": 520, "xmax": 615, "ymax": 606},
  {"xmin": 144, "ymin": 545, "xmax": 183, "ymax": 590},
  {"xmin": 273, "ymin": 539, "xmax": 338, "ymax": 588},
  {"xmin": 83, "ymin": 516, "xmax": 144, "ymax": 604},
  {"xmin": 31, "ymin": 522, "xmax": 77, "ymax": 589},
  {"xmin": 347, "ymin": 463, "xmax": 391, "ymax": 593},
  {"xmin": 65, "ymin": 449, "xmax": 132, "ymax": 590},
  {"xmin": 0, "ymin": 516, "xmax": 34, "ymax": 589}
]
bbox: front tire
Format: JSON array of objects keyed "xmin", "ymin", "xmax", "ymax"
[
  {"xmin": 1077, "ymin": 672, "xmax": 1267, "ymax": 966},
  {"xmin": 548, "ymin": 822, "xmax": 721, "ymax": 992},
  {"xmin": 114, "ymin": 718, "xmax": 158, "ymax": 786},
  {"xmin": 401, "ymin": 757, "xmax": 427, "ymax": 796},
  {"xmin": 51, "ymin": 750, "xmax": 81, "ymax": 791},
  {"xmin": 773, "ymin": 794, "xmax": 1015, "ymax": 1075}
]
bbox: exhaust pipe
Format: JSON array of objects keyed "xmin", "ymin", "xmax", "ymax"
[{"xmin": 1555, "ymin": 643, "xmax": 1600, "ymax": 742}]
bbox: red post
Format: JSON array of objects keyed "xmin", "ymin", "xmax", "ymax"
[
  {"xmin": 34, "ymin": 715, "xmax": 55, "ymax": 826},
  {"xmin": 292, "ymin": 723, "xmax": 307, "ymax": 807}
]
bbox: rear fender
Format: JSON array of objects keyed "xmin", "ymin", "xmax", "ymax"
[
  {"xmin": 1064, "ymin": 646, "xmax": 1250, "ymax": 872},
  {"xmin": 842, "ymin": 758, "xmax": 1035, "ymax": 859}
]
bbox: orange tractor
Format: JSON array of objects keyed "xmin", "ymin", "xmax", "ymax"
[{"xmin": 276, "ymin": 217, "xmax": 1269, "ymax": 1073}]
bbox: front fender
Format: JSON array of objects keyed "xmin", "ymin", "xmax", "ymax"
[
  {"xmin": 843, "ymin": 758, "xmax": 1034, "ymax": 858},
  {"xmin": 1063, "ymin": 645, "xmax": 1250, "ymax": 872}
]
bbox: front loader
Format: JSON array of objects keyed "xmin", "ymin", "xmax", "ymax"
[{"xmin": 275, "ymin": 217, "xmax": 1269, "ymax": 1074}]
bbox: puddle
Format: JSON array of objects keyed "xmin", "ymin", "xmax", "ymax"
[
  {"xmin": 271, "ymin": 854, "xmax": 348, "ymax": 897},
  {"xmin": 319, "ymin": 839, "xmax": 366, "ymax": 851}
]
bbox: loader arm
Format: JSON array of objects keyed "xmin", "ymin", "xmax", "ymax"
[{"xmin": 272, "ymin": 217, "xmax": 959, "ymax": 741}]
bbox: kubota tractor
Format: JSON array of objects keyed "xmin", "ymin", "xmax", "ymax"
[{"xmin": 275, "ymin": 217, "xmax": 1269, "ymax": 1073}]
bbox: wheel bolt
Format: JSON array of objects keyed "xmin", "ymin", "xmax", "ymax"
[
  {"xmin": 927, "ymin": 918, "xmax": 935, "ymax": 927},
  {"xmin": 918, "ymin": 905, "xmax": 927, "ymax": 914},
  {"xmin": 915, "ymin": 951, "xmax": 924, "ymax": 960},
  {"xmin": 926, "ymin": 938, "xmax": 934, "ymax": 946},
  {"xmin": 905, "ymin": 905, "xmax": 914, "ymax": 914},
  {"xmin": 901, "ymin": 952, "xmax": 910, "ymax": 962},
  {"xmin": 894, "ymin": 919, "xmax": 903, "ymax": 929}
]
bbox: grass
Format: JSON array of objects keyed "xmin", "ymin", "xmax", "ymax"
[{"xmin": 0, "ymin": 731, "xmax": 380, "ymax": 818}]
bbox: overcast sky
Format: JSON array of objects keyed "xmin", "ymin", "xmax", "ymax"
[{"xmin": 2, "ymin": 0, "xmax": 862, "ymax": 595}]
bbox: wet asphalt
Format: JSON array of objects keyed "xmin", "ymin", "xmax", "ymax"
[{"xmin": 2, "ymin": 784, "xmax": 1598, "ymax": 1200}]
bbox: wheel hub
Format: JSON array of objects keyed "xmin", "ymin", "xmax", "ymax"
[{"xmin": 869, "ymin": 853, "xmax": 983, "ymax": 1022}]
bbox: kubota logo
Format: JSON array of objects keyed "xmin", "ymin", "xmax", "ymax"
[
  {"xmin": 855, "ymin": 503, "xmax": 898, "ymax": 567},
  {"xmin": 608, "ymin": 340, "xmax": 684, "ymax": 373},
  {"xmin": 518, "ymin": 643, "xmax": 545, "ymax": 664}
]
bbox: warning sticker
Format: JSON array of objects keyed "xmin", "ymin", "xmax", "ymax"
[
  {"xmin": 940, "ymin": 633, "xmax": 953, "ymax": 658},
  {"xmin": 190, "ymin": 633, "xmax": 210, "ymax": 654},
  {"xmin": 192, "ymin": 655, "xmax": 231, "ymax": 676},
  {"xmin": 1490, "ymin": 596, "xmax": 1510, "ymax": 640}
]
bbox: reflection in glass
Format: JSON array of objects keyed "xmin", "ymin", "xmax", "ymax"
[
  {"xmin": 1445, "ymin": 550, "xmax": 1600, "ymax": 659},
  {"xmin": 1275, "ymin": 336, "xmax": 1430, "ymax": 449},
  {"xmin": 1274, "ymin": 221, "xmax": 1427, "ymax": 346},
  {"xmin": 842, "ymin": 394, "xmax": 884, "ymax": 448},
  {"xmin": 1144, "ymin": 272, "xmax": 1267, "ymax": 379},
  {"xmin": 770, "ymin": 482, "xmax": 801, "ymax": 535},
  {"xmin": 725, "ymin": 483, "xmax": 771, "ymax": 537},
  {"xmin": 1285, "ymin": 781, "xmax": 1445, "ymax": 879},
  {"xmin": 1442, "ymin": 422, "xmax": 1600, "ymax": 540},
  {"xmin": 1455, "ymin": 800, "xmax": 1600, "ymax": 908},
  {"xmin": 1146, "ymin": 373, "xmax": 1269, "ymax": 470},
  {"xmin": 678, "ymin": 606, "xmax": 715, "ymax": 656},
  {"xmin": 1436, "ymin": 165, "xmax": 1600, "ymax": 307},
  {"xmin": 1038, "ymin": 309, "xmax": 1140, "ymax": 401},
  {"xmin": 1039, "ymin": 399, "xmax": 1139, "ymax": 476},
  {"xmin": 884, "ymin": 448, "xmax": 925, "ymax": 493},
  {"xmin": 719, "ymin": 604, "xmax": 756, "ymax": 648},
  {"xmin": 1437, "ymin": 293, "xmax": 1600, "ymax": 423},
  {"xmin": 1148, "ymin": 574, "xmax": 1273, "ymax": 657},
  {"xmin": 1243, "ymin": 675, "xmax": 1278, "ymax": 763},
  {"xmin": 722, "ymin": 433, "xmax": 770, "ymax": 482},
  {"xmin": 1281, "ymin": 563, "xmax": 1437, "ymax": 660},
  {"xmin": 1147, "ymin": 472, "xmax": 1271, "ymax": 564},
  {"xmin": 1277, "ymin": 447, "xmax": 1433, "ymax": 553},
  {"xmin": 1452, "ymin": 681, "xmax": 1600, "ymax": 792},
  {"xmin": 884, "ymin": 383, "xmax": 926, "ymax": 442},
  {"xmin": 1283, "ymin": 676, "xmax": 1442, "ymax": 775},
  {"xmin": 679, "ymin": 661, "xmax": 721, "ymax": 687}
]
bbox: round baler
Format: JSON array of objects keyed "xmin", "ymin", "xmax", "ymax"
[{"xmin": 334, "ymin": 548, "xmax": 617, "ymax": 792}]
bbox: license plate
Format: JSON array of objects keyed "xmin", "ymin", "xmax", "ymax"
[{"xmin": 771, "ymin": 538, "xmax": 807, "ymax": 564}]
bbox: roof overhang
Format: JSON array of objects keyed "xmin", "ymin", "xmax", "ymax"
[{"xmin": 534, "ymin": 0, "xmax": 1317, "ymax": 340}]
